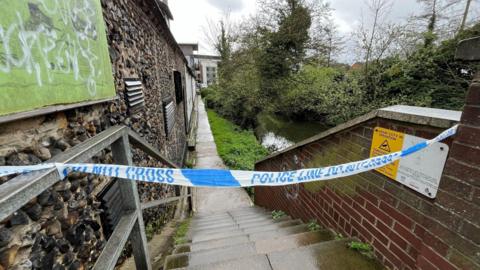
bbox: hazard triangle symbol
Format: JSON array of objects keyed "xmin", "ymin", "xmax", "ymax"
[{"xmin": 379, "ymin": 140, "xmax": 391, "ymax": 152}]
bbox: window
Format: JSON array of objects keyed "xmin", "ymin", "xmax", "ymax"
[
  {"xmin": 206, "ymin": 66, "xmax": 217, "ymax": 85},
  {"xmin": 173, "ymin": 71, "xmax": 183, "ymax": 104}
]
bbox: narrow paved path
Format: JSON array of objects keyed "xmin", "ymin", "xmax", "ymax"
[{"xmin": 193, "ymin": 97, "xmax": 252, "ymax": 214}]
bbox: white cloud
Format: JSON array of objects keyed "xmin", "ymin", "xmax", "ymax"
[
  {"xmin": 169, "ymin": 0, "xmax": 256, "ymax": 54},
  {"xmin": 206, "ymin": 0, "xmax": 244, "ymax": 12},
  {"xmin": 168, "ymin": 0, "xmax": 427, "ymax": 61}
]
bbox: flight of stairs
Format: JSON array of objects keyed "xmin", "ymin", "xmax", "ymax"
[{"xmin": 163, "ymin": 206, "xmax": 384, "ymax": 270}]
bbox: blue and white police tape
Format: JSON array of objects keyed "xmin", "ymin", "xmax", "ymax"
[{"xmin": 0, "ymin": 125, "xmax": 458, "ymax": 187}]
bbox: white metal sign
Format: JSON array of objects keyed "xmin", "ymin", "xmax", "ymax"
[{"xmin": 397, "ymin": 134, "xmax": 449, "ymax": 198}]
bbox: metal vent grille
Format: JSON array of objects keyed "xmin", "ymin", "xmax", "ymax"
[
  {"xmin": 163, "ymin": 97, "xmax": 175, "ymax": 136},
  {"xmin": 98, "ymin": 181, "xmax": 123, "ymax": 239},
  {"xmin": 125, "ymin": 78, "xmax": 145, "ymax": 112}
]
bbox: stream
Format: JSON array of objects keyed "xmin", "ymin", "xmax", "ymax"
[{"xmin": 255, "ymin": 113, "xmax": 330, "ymax": 152}]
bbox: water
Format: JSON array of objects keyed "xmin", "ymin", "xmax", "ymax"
[{"xmin": 255, "ymin": 113, "xmax": 330, "ymax": 152}]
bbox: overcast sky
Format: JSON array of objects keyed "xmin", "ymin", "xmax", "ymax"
[{"xmin": 169, "ymin": 0, "xmax": 479, "ymax": 63}]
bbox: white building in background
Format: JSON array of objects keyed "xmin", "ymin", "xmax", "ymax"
[
  {"xmin": 194, "ymin": 54, "xmax": 221, "ymax": 88},
  {"xmin": 178, "ymin": 43, "xmax": 221, "ymax": 88},
  {"xmin": 177, "ymin": 43, "xmax": 198, "ymax": 131}
]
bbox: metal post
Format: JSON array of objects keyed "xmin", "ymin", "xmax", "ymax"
[{"xmin": 112, "ymin": 134, "xmax": 152, "ymax": 270}]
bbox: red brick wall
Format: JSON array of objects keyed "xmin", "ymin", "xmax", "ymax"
[{"xmin": 255, "ymin": 79, "xmax": 480, "ymax": 269}]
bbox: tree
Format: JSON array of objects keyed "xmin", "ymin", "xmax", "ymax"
[
  {"xmin": 309, "ymin": 18, "xmax": 345, "ymax": 67},
  {"xmin": 203, "ymin": 13, "xmax": 235, "ymax": 62},
  {"xmin": 355, "ymin": 0, "xmax": 400, "ymax": 100},
  {"xmin": 257, "ymin": 0, "xmax": 312, "ymax": 101},
  {"xmin": 416, "ymin": 0, "xmax": 441, "ymax": 46},
  {"xmin": 203, "ymin": 13, "xmax": 238, "ymax": 85},
  {"xmin": 356, "ymin": 0, "xmax": 399, "ymax": 73},
  {"xmin": 459, "ymin": 0, "xmax": 473, "ymax": 30}
]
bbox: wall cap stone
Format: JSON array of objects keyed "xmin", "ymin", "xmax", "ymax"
[{"xmin": 256, "ymin": 105, "xmax": 461, "ymax": 164}]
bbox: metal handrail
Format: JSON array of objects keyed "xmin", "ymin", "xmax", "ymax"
[
  {"xmin": 128, "ymin": 129, "xmax": 179, "ymax": 168},
  {"xmin": 0, "ymin": 126, "xmax": 125, "ymax": 222},
  {"xmin": 0, "ymin": 125, "xmax": 190, "ymax": 270}
]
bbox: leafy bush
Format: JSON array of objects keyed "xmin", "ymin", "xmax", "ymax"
[
  {"xmin": 207, "ymin": 109, "xmax": 268, "ymax": 170},
  {"xmin": 347, "ymin": 240, "xmax": 375, "ymax": 259},
  {"xmin": 271, "ymin": 210, "xmax": 286, "ymax": 220},
  {"xmin": 307, "ymin": 219, "xmax": 322, "ymax": 232},
  {"xmin": 278, "ymin": 66, "xmax": 366, "ymax": 125},
  {"xmin": 173, "ymin": 219, "xmax": 190, "ymax": 245}
]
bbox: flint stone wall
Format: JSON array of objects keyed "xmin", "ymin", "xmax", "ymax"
[{"xmin": 0, "ymin": 0, "xmax": 189, "ymax": 269}]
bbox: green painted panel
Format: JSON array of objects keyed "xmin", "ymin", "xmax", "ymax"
[{"xmin": 0, "ymin": 0, "xmax": 115, "ymax": 116}]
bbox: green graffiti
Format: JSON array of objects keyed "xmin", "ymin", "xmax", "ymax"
[{"xmin": 0, "ymin": 0, "xmax": 115, "ymax": 116}]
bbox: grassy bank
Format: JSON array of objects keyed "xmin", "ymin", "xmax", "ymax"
[{"xmin": 207, "ymin": 109, "xmax": 268, "ymax": 171}]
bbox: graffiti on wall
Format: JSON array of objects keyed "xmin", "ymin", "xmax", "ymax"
[{"xmin": 0, "ymin": 0, "xmax": 115, "ymax": 116}]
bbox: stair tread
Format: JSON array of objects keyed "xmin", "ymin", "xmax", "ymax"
[
  {"xmin": 191, "ymin": 224, "xmax": 238, "ymax": 234},
  {"xmin": 193, "ymin": 220, "xmax": 235, "ymax": 229},
  {"xmin": 192, "ymin": 219, "xmax": 299, "ymax": 239},
  {"xmin": 189, "ymin": 243, "xmax": 256, "ymax": 265},
  {"xmin": 192, "ymin": 230, "xmax": 245, "ymax": 242},
  {"xmin": 267, "ymin": 239, "xmax": 384, "ymax": 270},
  {"xmin": 249, "ymin": 224, "xmax": 308, "ymax": 241},
  {"xmin": 233, "ymin": 215, "xmax": 272, "ymax": 222},
  {"xmin": 192, "ymin": 216, "xmax": 290, "ymax": 234},
  {"xmin": 185, "ymin": 254, "xmax": 272, "ymax": 270},
  {"xmin": 239, "ymin": 216, "xmax": 291, "ymax": 229},
  {"xmin": 191, "ymin": 227, "xmax": 242, "ymax": 239},
  {"xmin": 255, "ymin": 230, "xmax": 334, "ymax": 253},
  {"xmin": 242, "ymin": 219, "xmax": 301, "ymax": 233},
  {"xmin": 182, "ymin": 235, "xmax": 251, "ymax": 252}
]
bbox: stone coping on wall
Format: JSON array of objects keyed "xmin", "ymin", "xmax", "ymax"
[{"xmin": 256, "ymin": 105, "xmax": 461, "ymax": 164}]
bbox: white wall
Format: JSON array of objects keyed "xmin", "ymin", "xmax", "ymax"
[
  {"xmin": 184, "ymin": 66, "xmax": 196, "ymax": 128},
  {"xmin": 198, "ymin": 58, "xmax": 219, "ymax": 87}
]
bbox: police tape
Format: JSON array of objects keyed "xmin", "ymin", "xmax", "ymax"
[{"xmin": 0, "ymin": 125, "xmax": 458, "ymax": 187}]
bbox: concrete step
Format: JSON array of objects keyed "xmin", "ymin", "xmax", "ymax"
[
  {"xmin": 193, "ymin": 210, "xmax": 267, "ymax": 222},
  {"xmin": 173, "ymin": 235, "xmax": 251, "ymax": 254},
  {"xmin": 242, "ymin": 219, "xmax": 302, "ymax": 234},
  {"xmin": 182, "ymin": 229, "xmax": 334, "ymax": 255},
  {"xmin": 190, "ymin": 218, "xmax": 235, "ymax": 228},
  {"xmin": 230, "ymin": 212, "xmax": 269, "ymax": 218},
  {"xmin": 255, "ymin": 230, "xmax": 334, "ymax": 253},
  {"xmin": 192, "ymin": 229, "xmax": 245, "ymax": 242},
  {"xmin": 192, "ymin": 217, "xmax": 233, "ymax": 226},
  {"xmin": 234, "ymin": 216, "xmax": 274, "ymax": 225},
  {"xmin": 267, "ymin": 239, "xmax": 384, "ymax": 270},
  {"xmin": 228, "ymin": 206, "xmax": 267, "ymax": 214},
  {"xmin": 183, "ymin": 254, "xmax": 272, "ymax": 270},
  {"xmin": 239, "ymin": 216, "xmax": 291, "ymax": 229},
  {"xmin": 191, "ymin": 212, "xmax": 271, "ymax": 226},
  {"xmin": 192, "ymin": 212, "xmax": 269, "ymax": 227},
  {"xmin": 194, "ymin": 213, "xmax": 230, "ymax": 220},
  {"xmin": 190, "ymin": 223, "xmax": 239, "ymax": 233},
  {"xmin": 178, "ymin": 228, "xmax": 334, "ymax": 255},
  {"xmin": 248, "ymin": 224, "xmax": 308, "ymax": 241},
  {"xmin": 193, "ymin": 220, "xmax": 310, "ymax": 243},
  {"xmin": 164, "ymin": 243, "xmax": 257, "ymax": 269},
  {"xmin": 191, "ymin": 224, "xmax": 239, "ymax": 235},
  {"xmin": 192, "ymin": 221, "xmax": 236, "ymax": 232},
  {"xmin": 192, "ymin": 216, "xmax": 290, "ymax": 235}
]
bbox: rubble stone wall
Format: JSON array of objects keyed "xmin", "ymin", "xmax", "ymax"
[{"xmin": 0, "ymin": 0, "xmax": 190, "ymax": 269}]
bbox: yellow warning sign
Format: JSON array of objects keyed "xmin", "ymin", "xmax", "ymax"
[{"xmin": 370, "ymin": 127, "xmax": 405, "ymax": 179}]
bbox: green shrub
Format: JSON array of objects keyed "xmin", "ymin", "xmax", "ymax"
[
  {"xmin": 173, "ymin": 219, "xmax": 190, "ymax": 245},
  {"xmin": 307, "ymin": 219, "xmax": 322, "ymax": 232},
  {"xmin": 207, "ymin": 109, "xmax": 268, "ymax": 170},
  {"xmin": 348, "ymin": 240, "xmax": 375, "ymax": 259},
  {"xmin": 271, "ymin": 210, "xmax": 286, "ymax": 220}
]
